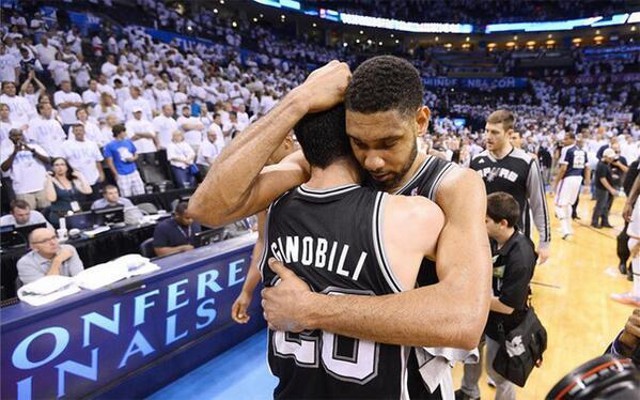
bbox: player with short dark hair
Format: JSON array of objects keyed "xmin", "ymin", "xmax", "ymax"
[
  {"xmin": 261, "ymin": 104, "xmax": 445, "ymax": 398},
  {"xmin": 457, "ymin": 192, "xmax": 537, "ymax": 400},
  {"xmin": 191, "ymin": 57, "xmax": 492, "ymax": 397}
]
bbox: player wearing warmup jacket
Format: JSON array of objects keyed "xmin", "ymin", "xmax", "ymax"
[
  {"xmin": 260, "ymin": 104, "xmax": 444, "ymax": 399},
  {"xmin": 553, "ymin": 133, "xmax": 590, "ymax": 239},
  {"xmin": 470, "ymin": 110, "xmax": 551, "ymax": 264}
]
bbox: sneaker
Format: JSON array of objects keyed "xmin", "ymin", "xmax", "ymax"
[
  {"xmin": 572, "ymin": 215, "xmax": 581, "ymax": 220},
  {"xmin": 454, "ymin": 389, "xmax": 480, "ymax": 400},
  {"xmin": 591, "ymin": 223, "xmax": 601, "ymax": 229},
  {"xmin": 610, "ymin": 292, "xmax": 640, "ymax": 307},
  {"xmin": 602, "ymin": 223, "xmax": 614, "ymax": 228},
  {"xmin": 487, "ymin": 376, "xmax": 496, "ymax": 388},
  {"xmin": 619, "ymin": 263, "xmax": 628, "ymax": 275}
]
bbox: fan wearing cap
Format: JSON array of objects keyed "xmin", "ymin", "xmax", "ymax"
[
  {"xmin": 592, "ymin": 148, "xmax": 621, "ymax": 229},
  {"xmin": 125, "ymin": 106, "xmax": 158, "ymax": 163}
]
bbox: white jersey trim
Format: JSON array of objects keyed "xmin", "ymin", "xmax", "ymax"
[{"xmin": 372, "ymin": 192, "xmax": 403, "ymax": 293}]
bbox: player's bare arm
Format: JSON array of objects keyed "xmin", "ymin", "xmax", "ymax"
[
  {"xmin": 231, "ymin": 211, "xmax": 267, "ymax": 324},
  {"xmin": 188, "ymin": 61, "xmax": 351, "ymax": 226},
  {"xmin": 262, "ymin": 168, "xmax": 491, "ymax": 349}
]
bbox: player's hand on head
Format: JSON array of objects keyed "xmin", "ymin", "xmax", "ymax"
[
  {"xmin": 296, "ymin": 60, "xmax": 351, "ymax": 113},
  {"xmin": 261, "ymin": 258, "xmax": 312, "ymax": 332},
  {"xmin": 231, "ymin": 290, "xmax": 253, "ymax": 324}
]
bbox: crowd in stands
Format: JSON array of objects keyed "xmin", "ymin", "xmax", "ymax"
[
  {"xmin": 301, "ymin": 0, "xmax": 630, "ymax": 24},
  {"xmin": 0, "ymin": 0, "xmax": 639, "ymax": 231}
]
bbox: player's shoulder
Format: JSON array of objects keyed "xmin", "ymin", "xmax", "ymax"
[
  {"xmin": 385, "ymin": 194, "xmax": 444, "ymax": 229},
  {"xmin": 509, "ymin": 148, "xmax": 535, "ymax": 164}
]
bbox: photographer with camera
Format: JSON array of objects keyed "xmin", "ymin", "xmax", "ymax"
[{"xmin": 0, "ymin": 128, "xmax": 50, "ymax": 209}]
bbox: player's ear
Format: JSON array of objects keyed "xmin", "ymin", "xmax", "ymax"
[{"xmin": 415, "ymin": 106, "xmax": 430, "ymax": 137}]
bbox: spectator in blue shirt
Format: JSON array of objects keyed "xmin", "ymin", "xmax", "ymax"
[
  {"xmin": 103, "ymin": 124, "xmax": 145, "ymax": 197},
  {"xmin": 153, "ymin": 201, "xmax": 201, "ymax": 256}
]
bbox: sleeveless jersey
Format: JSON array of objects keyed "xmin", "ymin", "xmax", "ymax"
[
  {"xmin": 558, "ymin": 144, "xmax": 588, "ymax": 178},
  {"xmin": 261, "ymin": 184, "xmax": 410, "ymax": 399},
  {"xmin": 393, "ymin": 155, "xmax": 457, "ymax": 287}
]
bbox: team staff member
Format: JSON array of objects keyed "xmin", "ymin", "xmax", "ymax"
[
  {"xmin": 190, "ymin": 56, "xmax": 491, "ymax": 387},
  {"xmin": 470, "ymin": 110, "xmax": 550, "ymax": 264},
  {"xmin": 17, "ymin": 227, "xmax": 85, "ymax": 285},
  {"xmin": 553, "ymin": 132, "xmax": 590, "ymax": 240},
  {"xmin": 153, "ymin": 202, "xmax": 201, "ymax": 256},
  {"xmin": 456, "ymin": 192, "xmax": 537, "ymax": 400},
  {"xmin": 592, "ymin": 148, "xmax": 619, "ymax": 229},
  {"xmin": 90, "ymin": 184, "xmax": 134, "ymax": 210}
]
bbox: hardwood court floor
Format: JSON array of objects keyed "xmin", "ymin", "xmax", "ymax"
[{"xmin": 451, "ymin": 193, "xmax": 636, "ymax": 398}]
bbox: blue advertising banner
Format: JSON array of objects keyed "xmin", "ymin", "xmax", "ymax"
[
  {"xmin": 423, "ymin": 76, "xmax": 529, "ymax": 90},
  {"xmin": 1, "ymin": 235, "xmax": 264, "ymax": 400}
]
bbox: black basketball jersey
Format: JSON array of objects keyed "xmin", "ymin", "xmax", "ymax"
[
  {"xmin": 260, "ymin": 184, "xmax": 411, "ymax": 399},
  {"xmin": 393, "ymin": 155, "xmax": 457, "ymax": 287},
  {"xmin": 470, "ymin": 148, "xmax": 550, "ymax": 242}
]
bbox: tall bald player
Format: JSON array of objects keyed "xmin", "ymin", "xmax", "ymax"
[
  {"xmin": 261, "ymin": 104, "xmax": 444, "ymax": 398},
  {"xmin": 470, "ymin": 110, "xmax": 551, "ymax": 263}
]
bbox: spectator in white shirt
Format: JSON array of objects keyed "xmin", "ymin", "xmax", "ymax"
[
  {"xmin": 27, "ymin": 102, "xmax": 66, "ymax": 157},
  {"xmin": 19, "ymin": 71, "xmax": 46, "ymax": 108},
  {"xmin": 196, "ymin": 128, "xmax": 221, "ymax": 176},
  {"xmin": 68, "ymin": 107, "xmax": 106, "ymax": 147},
  {"xmin": 0, "ymin": 81, "xmax": 36, "ymax": 126},
  {"xmin": 0, "ymin": 102, "xmax": 25, "ymax": 142},
  {"xmin": 0, "ymin": 129, "xmax": 50, "ymax": 209},
  {"xmin": 123, "ymin": 86, "xmax": 152, "ymax": 122},
  {"xmin": 96, "ymin": 73, "xmax": 116, "ymax": 98},
  {"xmin": 54, "ymin": 80, "xmax": 83, "ymax": 129},
  {"xmin": 176, "ymin": 105, "xmax": 204, "ymax": 151},
  {"xmin": 93, "ymin": 92, "xmax": 124, "ymax": 124},
  {"xmin": 62, "ymin": 123, "xmax": 105, "ymax": 196},
  {"xmin": 166, "ymin": 130, "xmax": 196, "ymax": 188},
  {"xmin": 125, "ymin": 107, "xmax": 158, "ymax": 162},
  {"xmin": 82, "ymin": 79, "xmax": 101, "ymax": 106},
  {"xmin": 34, "ymin": 35, "xmax": 57, "ymax": 66},
  {"xmin": 101, "ymin": 54, "xmax": 118, "ymax": 78},
  {"xmin": 47, "ymin": 52, "xmax": 71, "ymax": 87},
  {"xmin": 0, "ymin": 43, "xmax": 19, "ymax": 84},
  {"xmin": 152, "ymin": 104, "xmax": 178, "ymax": 149},
  {"xmin": 222, "ymin": 111, "xmax": 247, "ymax": 140}
]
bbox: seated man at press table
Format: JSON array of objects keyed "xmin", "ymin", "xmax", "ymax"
[
  {"xmin": 0, "ymin": 199, "xmax": 53, "ymax": 229},
  {"xmin": 17, "ymin": 227, "xmax": 85, "ymax": 285},
  {"xmin": 90, "ymin": 184, "xmax": 135, "ymax": 210},
  {"xmin": 153, "ymin": 201, "xmax": 200, "ymax": 257}
]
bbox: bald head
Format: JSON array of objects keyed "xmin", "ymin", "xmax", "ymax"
[{"xmin": 29, "ymin": 227, "xmax": 59, "ymax": 257}]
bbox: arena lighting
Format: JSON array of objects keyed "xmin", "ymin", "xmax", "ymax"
[
  {"xmin": 312, "ymin": 23, "xmax": 317, "ymax": 27},
  {"xmin": 395, "ymin": 39, "xmax": 400, "ymax": 43},
  {"xmin": 632, "ymin": 26, "xmax": 637, "ymax": 31},
  {"xmin": 232, "ymin": 21, "xmax": 237, "ymax": 27},
  {"xmin": 546, "ymin": 39, "xmax": 556, "ymax": 45},
  {"xmin": 339, "ymin": 13, "xmax": 473, "ymax": 33},
  {"xmin": 213, "ymin": 8, "xmax": 218, "ymax": 13},
  {"xmin": 462, "ymin": 43, "xmax": 471, "ymax": 48},
  {"xmin": 591, "ymin": 13, "xmax": 629, "ymax": 27},
  {"xmin": 390, "ymin": 33, "xmax": 394, "ymax": 37},
  {"xmin": 594, "ymin": 35, "xmax": 604, "ymax": 41},
  {"xmin": 378, "ymin": 41, "xmax": 383, "ymax": 45},
  {"xmin": 252, "ymin": 17, "xmax": 258, "ymax": 22},
  {"xmin": 444, "ymin": 43, "xmax": 452, "ymax": 48},
  {"xmin": 466, "ymin": 36, "xmax": 470, "ymax": 41},
  {"xmin": 526, "ymin": 40, "xmax": 536, "ymax": 46},
  {"xmin": 435, "ymin": 36, "xmax": 439, "ymax": 41},
  {"xmin": 630, "ymin": 12, "xmax": 640, "ymax": 23},
  {"xmin": 506, "ymin": 41, "xmax": 516, "ymax": 47},
  {"xmin": 487, "ymin": 16, "xmax": 602, "ymax": 33},
  {"xmin": 572, "ymin": 38, "xmax": 582, "ymax": 43},
  {"xmin": 547, "ymin": 34, "xmax": 553, "ymax": 38},
  {"xmin": 355, "ymin": 38, "xmax": 360, "ymax": 43},
  {"xmin": 487, "ymin": 42, "xmax": 497, "ymax": 48}
]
